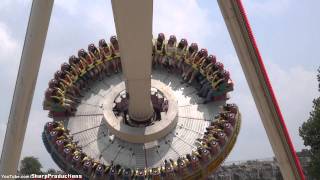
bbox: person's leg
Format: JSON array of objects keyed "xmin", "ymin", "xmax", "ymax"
[
  {"xmin": 188, "ymin": 70, "xmax": 198, "ymax": 84},
  {"xmin": 152, "ymin": 55, "xmax": 156, "ymax": 69},
  {"xmin": 102, "ymin": 62, "xmax": 108, "ymax": 76},
  {"xmin": 197, "ymin": 73, "xmax": 204, "ymax": 83},
  {"xmin": 167, "ymin": 57, "xmax": 173, "ymax": 72},
  {"xmin": 161, "ymin": 56, "xmax": 168, "ymax": 69},
  {"xmin": 94, "ymin": 68, "xmax": 100, "ymax": 80},
  {"xmin": 116, "ymin": 57, "xmax": 121, "ymax": 72},
  {"xmin": 71, "ymin": 84, "xmax": 83, "ymax": 97},
  {"xmin": 184, "ymin": 67, "xmax": 193, "ymax": 81},
  {"xmin": 177, "ymin": 60, "xmax": 182, "ymax": 73},
  {"xmin": 199, "ymin": 82, "xmax": 211, "ymax": 97},
  {"xmin": 106, "ymin": 60, "xmax": 111, "ymax": 74},
  {"xmin": 101, "ymin": 63, "xmax": 107, "ymax": 78},
  {"xmin": 204, "ymin": 89, "xmax": 216, "ymax": 103},
  {"xmin": 157, "ymin": 55, "xmax": 162, "ymax": 66},
  {"xmin": 200, "ymin": 78, "xmax": 208, "ymax": 85}
]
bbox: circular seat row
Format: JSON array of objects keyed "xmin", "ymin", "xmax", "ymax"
[
  {"xmin": 43, "ymin": 104, "xmax": 240, "ymax": 179},
  {"xmin": 43, "ymin": 35, "xmax": 233, "ymax": 118}
]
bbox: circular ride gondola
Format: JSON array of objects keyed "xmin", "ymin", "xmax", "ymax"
[{"xmin": 42, "ymin": 34, "xmax": 241, "ymax": 179}]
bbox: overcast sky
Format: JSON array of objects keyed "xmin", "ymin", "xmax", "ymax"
[{"xmin": 0, "ymin": 0, "xmax": 319, "ymax": 170}]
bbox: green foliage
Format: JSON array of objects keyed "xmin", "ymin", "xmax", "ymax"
[
  {"xmin": 299, "ymin": 67, "xmax": 320, "ymax": 178},
  {"xmin": 19, "ymin": 156, "xmax": 42, "ymax": 175},
  {"xmin": 46, "ymin": 168, "xmax": 57, "ymax": 174}
]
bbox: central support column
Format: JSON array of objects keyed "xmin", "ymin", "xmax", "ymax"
[{"xmin": 111, "ymin": 0, "xmax": 154, "ymax": 122}]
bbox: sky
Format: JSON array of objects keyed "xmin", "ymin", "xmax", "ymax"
[{"xmin": 0, "ymin": 0, "xmax": 319, "ymax": 171}]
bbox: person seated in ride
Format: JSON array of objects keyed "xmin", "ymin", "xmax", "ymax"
[
  {"xmin": 44, "ymin": 88, "xmax": 75, "ymax": 116},
  {"xmin": 199, "ymin": 56, "xmax": 219, "ymax": 85},
  {"xmin": 175, "ymin": 38, "xmax": 188, "ymax": 74},
  {"xmin": 222, "ymin": 103, "xmax": 238, "ymax": 114},
  {"xmin": 200, "ymin": 133, "xmax": 217, "ymax": 145},
  {"xmin": 176, "ymin": 157, "xmax": 188, "ymax": 175},
  {"xmin": 218, "ymin": 111, "xmax": 237, "ymax": 126},
  {"xmin": 73, "ymin": 54, "xmax": 90, "ymax": 84},
  {"xmin": 169, "ymin": 159, "xmax": 178, "ymax": 171},
  {"xmin": 182, "ymin": 43, "xmax": 198, "ymax": 81},
  {"xmin": 51, "ymin": 75, "xmax": 80, "ymax": 108},
  {"xmin": 44, "ymin": 121, "xmax": 61, "ymax": 132},
  {"xmin": 54, "ymin": 70, "xmax": 82, "ymax": 102},
  {"xmin": 43, "ymin": 85, "xmax": 61, "ymax": 112},
  {"xmin": 50, "ymin": 81, "xmax": 78, "ymax": 111},
  {"xmin": 88, "ymin": 43, "xmax": 105, "ymax": 80},
  {"xmin": 151, "ymin": 91, "xmax": 163, "ymax": 120},
  {"xmin": 82, "ymin": 159, "xmax": 94, "ymax": 176},
  {"xmin": 153, "ymin": 33, "xmax": 166, "ymax": 67},
  {"xmin": 110, "ymin": 36, "xmax": 121, "ymax": 72},
  {"xmin": 78, "ymin": 49, "xmax": 97, "ymax": 81},
  {"xmin": 149, "ymin": 167, "xmax": 161, "ymax": 179},
  {"xmin": 163, "ymin": 159, "xmax": 175, "ymax": 178},
  {"xmin": 71, "ymin": 151, "xmax": 85, "ymax": 169},
  {"xmin": 48, "ymin": 124, "xmax": 69, "ymax": 142},
  {"xmin": 197, "ymin": 62, "xmax": 224, "ymax": 98},
  {"xmin": 198, "ymin": 54, "xmax": 216, "ymax": 83},
  {"xmin": 162, "ymin": 35, "xmax": 177, "ymax": 72},
  {"xmin": 68, "ymin": 55, "xmax": 88, "ymax": 89},
  {"xmin": 44, "ymin": 121, "xmax": 65, "ymax": 137},
  {"xmin": 202, "ymin": 70, "xmax": 233, "ymax": 104},
  {"xmin": 62, "ymin": 60, "xmax": 83, "ymax": 92},
  {"xmin": 206, "ymin": 139, "xmax": 221, "ymax": 155},
  {"xmin": 122, "ymin": 168, "xmax": 133, "ymax": 179},
  {"xmin": 107, "ymin": 165, "xmax": 118, "ymax": 179},
  {"xmin": 116, "ymin": 166, "xmax": 124, "ymax": 177},
  {"xmin": 186, "ymin": 153, "xmax": 200, "ymax": 170},
  {"xmin": 184, "ymin": 48, "xmax": 208, "ymax": 85},
  {"xmin": 114, "ymin": 94, "xmax": 129, "ymax": 124},
  {"xmin": 94, "ymin": 164, "xmax": 107, "ymax": 179},
  {"xmin": 215, "ymin": 131, "xmax": 228, "ymax": 146},
  {"xmin": 56, "ymin": 139, "xmax": 75, "ymax": 154},
  {"xmin": 197, "ymin": 146, "xmax": 211, "ymax": 162},
  {"xmin": 134, "ymin": 168, "xmax": 147, "ymax": 179},
  {"xmin": 61, "ymin": 146, "xmax": 73, "ymax": 161},
  {"xmin": 99, "ymin": 39, "xmax": 116, "ymax": 74},
  {"xmin": 60, "ymin": 64, "xmax": 84, "ymax": 97}
]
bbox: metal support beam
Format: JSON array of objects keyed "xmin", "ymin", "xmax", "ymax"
[
  {"xmin": 111, "ymin": 0, "xmax": 154, "ymax": 122},
  {"xmin": 217, "ymin": 0, "xmax": 304, "ymax": 179},
  {"xmin": 0, "ymin": 0, "xmax": 53, "ymax": 175}
]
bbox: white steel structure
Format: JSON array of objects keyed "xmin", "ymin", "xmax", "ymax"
[{"xmin": 0, "ymin": 0, "xmax": 54, "ymax": 175}]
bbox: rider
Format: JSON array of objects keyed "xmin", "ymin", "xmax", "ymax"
[
  {"xmin": 60, "ymin": 63, "xmax": 84, "ymax": 97},
  {"xmin": 203, "ymin": 70, "xmax": 233, "ymax": 104},
  {"xmin": 198, "ymin": 54, "xmax": 215, "ymax": 83},
  {"xmin": 162, "ymin": 35, "xmax": 177, "ymax": 72},
  {"xmin": 110, "ymin": 36, "xmax": 121, "ymax": 72},
  {"xmin": 99, "ymin": 39, "xmax": 116, "ymax": 74},
  {"xmin": 184, "ymin": 48, "xmax": 208, "ymax": 85},
  {"xmin": 182, "ymin": 43, "xmax": 198, "ymax": 81},
  {"xmin": 68, "ymin": 55, "xmax": 87, "ymax": 89},
  {"xmin": 78, "ymin": 49, "xmax": 97, "ymax": 81},
  {"xmin": 175, "ymin": 38, "xmax": 188, "ymax": 74},
  {"xmin": 44, "ymin": 88, "xmax": 76, "ymax": 116},
  {"xmin": 54, "ymin": 70, "xmax": 82, "ymax": 100},
  {"xmin": 198, "ymin": 62, "xmax": 224, "ymax": 98},
  {"xmin": 88, "ymin": 43, "xmax": 105, "ymax": 80},
  {"xmin": 153, "ymin": 33, "xmax": 166, "ymax": 68}
]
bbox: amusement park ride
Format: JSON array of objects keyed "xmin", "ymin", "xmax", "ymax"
[{"xmin": 0, "ymin": 0, "xmax": 305, "ymax": 179}]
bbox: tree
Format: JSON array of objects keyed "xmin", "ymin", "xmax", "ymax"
[
  {"xmin": 19, "ymin": 156, "xmax": 42, "ymax": 175},
  {"xmin": 46, "ymin": 168, "xmax": 57, "ymax": 174},
  {"xmin": 299, "ymin": 67, "xmax": 320, "ymax": 179}
]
